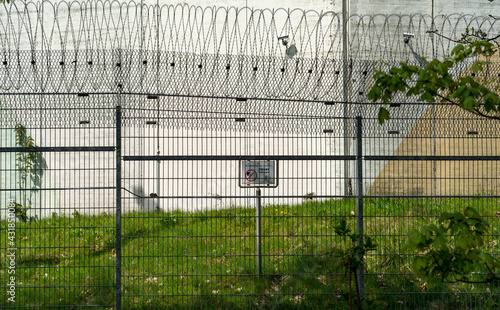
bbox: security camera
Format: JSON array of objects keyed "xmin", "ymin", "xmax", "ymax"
[
  {"xmin": 278, "ymin": 34, "xmax": 289, "ymax": 46},
  {"xmin": 403, "ymin": 32, "xmax": 415, "ymax": 44}
]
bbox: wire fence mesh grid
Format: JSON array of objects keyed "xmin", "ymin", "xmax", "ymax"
[
  {"xmin": 0, "ymin": 95, "xmax": 500, "ymax": 308},
  {"xmin": 0, "ymin": 1, "xmax": 500, "ymax": 309},
  {"xmin": 0, "ymin": 103, "xmax": 118, "ymax": 308}
]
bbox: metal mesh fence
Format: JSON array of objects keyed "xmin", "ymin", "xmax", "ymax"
[
  {"xmin": 1, "ymin": 95, "xmax": 500, "ymax": 309},
  {"xmin": 0, "ymin": 104, "xmax": 117, "ymax": 308},
  {"xmin": 1, "ymin": 1, "xmax": 500, "ymax": 309}
]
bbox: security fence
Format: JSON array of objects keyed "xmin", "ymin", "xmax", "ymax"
[
  {"xmin": 1, "ymin": 95, "xmax": 500, "ymax": 309},
  {"xmin": 1, "ymin": 1, "xmax": 500, "ymax": 309}
]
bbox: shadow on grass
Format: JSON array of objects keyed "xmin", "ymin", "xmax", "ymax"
[
  {"xmin": 124, "ymin": 252, "xmax": 349, "ymax": 310},
  {"xmin": 121, "ymin": 248, "xmax": 500, "ymax": 310},
  {"xmin": 17, "ymin": 254, "xmax": 60, "ymax": 267}
]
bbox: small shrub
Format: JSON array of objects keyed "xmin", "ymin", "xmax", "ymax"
[
  {"xmin": 9, "ymin": 200, "xmax": 30, "ymax": 222},
  {"xmin": 333, "ymin": 219, "xmax": 377, "ymax": 310},
  {"xmin": 160, "ymin": 216, "xmax": 178, "ymax": 227},
  {"xmin": 404, "ymin": 207, "xmax": 500, "ymax": 284}
]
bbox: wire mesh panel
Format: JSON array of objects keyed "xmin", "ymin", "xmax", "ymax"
[
  {"xmin": 0, "ymin": 100, "xmax": 117, "ymax": 308},
  {"xmin": 120, "ymin": 96, "xmax": 355, "ymax": 308},
  {"xmin": 361, "ymin": 107, "xmax": 500, "ymax": 309},
  {"xmin": 1, "ymin": 1, "xmax": 500, "ymax": 309}
]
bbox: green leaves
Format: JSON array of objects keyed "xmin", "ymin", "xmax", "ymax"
[
  {"xmin": 404, "ymin": 207, "xmax": 500, "ymax": 284},
  {"xmin": 451, "ymin": 44, "xmax": 466, "ymax": 57},
  {"xmin": 12, "ymin": 123, "xmax": 47, "ymax": 222},
  {"xmin": 482, "ymin": 90, "xmax": 499, "ymax": 112},
  {"xmin": 368, "ymin": 40, "xmax": 500, "ymax": 123},
  {"xmin": 377, "ymin": 107, "xmax": 390, "ymax": 124},
  {"xmin": 332, "ymin": 218, "xmax": 375, "ymax": 309},
  {"xmin": 332, "ymin": 218, "xmax": 377, "ymax": 308},
  {"xmin": 8, "ymin": 200, "xmax": 30, "ymax": 222},
  {"xmin": 333, "ymin": 218, "xmax": 377, "ymax": 272},
  {"xmin": 334, "ymin": 219, "xmax": 350, "ymax": 237}
]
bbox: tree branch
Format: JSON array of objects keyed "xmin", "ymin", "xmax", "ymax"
[
  {"xmin": 433, "ymin": 90, "xmax": 500, "ymax": 120},
  {"xmin": 427, "ymin": 29, "xmax": 500, "ymax": 45},
  {"xmin": 443, "ymin": 278, "xmax": 494, "ymax": 284},
  {"xmin": 484, "ymin": 263, "xmax": 500, "ymax": 281},
  {"xmin": 426, "ymin": 30, "xmax": 463, "ymax": 44},
  {"xmin": 471, "ymin": 107, "xmax": 500, "ymax": 120}
]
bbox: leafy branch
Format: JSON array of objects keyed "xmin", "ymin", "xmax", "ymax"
[
  {"xmin": 368, "ymin": 40, "xmax": 500, "ymax": 124},
  {"xmin": 333, "ymin": 219, "xmax": 377, "ymax": 310},
  {"xmin": 11, "ymin": 123, "xmax": 46, "ymax": 222},
  {"xmin": 427, "ymin": 26, "xmax": 499, "ymax": 45},
  {"xmin": 403, "ymin": 207, "xmax": 500, "ymax": 284}
]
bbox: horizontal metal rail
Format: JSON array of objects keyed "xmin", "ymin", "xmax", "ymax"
[
  {"xmin": 123, "ymin": 155, "xmax": 500, "ymax": 161},
  {"xmin": 0, "ymin": 92, "xmax": 485, "ymax": 108},
  {"xmin": 123, "ymin": 155, "xmax": 356, "ymax": 161},
  {"xmin": 0, "ymin": 92, "xmax": 442, "ymax": 105},
  {"xmin": 121, "ymin": 194, "xmax": 347, "ymax": 199},
  {"xmin": 0, "ymin": 146, "xmax": 115, "ymax": 152},
  {"xmin": 365, "ymin": 155, "xmax": 500, "ymax": 161},
  {"xmin": 0, "ymin": 186, "xmax": 116, "ymax": 191},
  {"xmin": 0, "ymin": 306, "xmax": 114, "ymax": 309}
]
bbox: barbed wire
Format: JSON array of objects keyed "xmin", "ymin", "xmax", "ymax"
[
  {"xmin": 1, "ymin": 1, "xmax": 499, "ymax": 58},
  {"xmin": 0, "ymin": 2, "xmax": 498, "ymax": 94},
  {"xmin": 0, "ymin": 1, "xmax": 499, "ymax": 133}
]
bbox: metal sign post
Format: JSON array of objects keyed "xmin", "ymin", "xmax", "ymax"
[
  {"xmin": 256, "ymin": 188, "xmax": 262, "ymax": 276},
  {"xmin": 239, "ymin": 160, "xmax": 278, "ymax": 276}
]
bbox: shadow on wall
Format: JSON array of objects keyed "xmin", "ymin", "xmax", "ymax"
[
  {"xmin": 131, "ymin": 185, "xmax": 159, "ymax": 212},
  {"xmin": 369, "ymin": 52, "xmax": 500, "ymax": 196},
  {"xmin": 368, "ymin": 104, "xmax": 500, "ymax": 196},
  {"xmin": 2, "ymin": 123, "xmax": 55, "ymax": 221}
]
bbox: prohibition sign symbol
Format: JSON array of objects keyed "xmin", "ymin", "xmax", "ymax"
[{"xmin": 245, "ymin": 169, "xmax": 258, "ymax": 182}]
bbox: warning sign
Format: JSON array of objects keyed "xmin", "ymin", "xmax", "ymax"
[
  {"xmin": 239, "ymin": 161, "xmax": 278, "ymax": 188},
  {"xmin": 245, "ymin": 169, "xmax": 258, "ymax": 182}
]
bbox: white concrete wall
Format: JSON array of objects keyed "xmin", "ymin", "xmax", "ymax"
[
  {"xmin": 351, "ymin": 0, "xmax": 498, "ymax": 16},
  {"xmin": 349, "ymin": 1, "xmax": 500, "ymax": 59},
  {"xmin": 1, "ymin": 1, "xmax": 498, "ymax": 218},
  {"xmin": 122, "ymin": 126, "xmax": 345, "ymax": 213},
  {"xmin": 0, "ymin": 94, "xmax": 347, "ymax": 218}
]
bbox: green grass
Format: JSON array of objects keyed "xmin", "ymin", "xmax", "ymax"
[{"xmin": 1, "ymin": 197, "xmax": 500, "ymax": 309}]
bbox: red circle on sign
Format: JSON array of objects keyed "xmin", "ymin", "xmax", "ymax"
[{"xmin": 245, "ymin": 169, "xmax": 258, "ymax": 182}]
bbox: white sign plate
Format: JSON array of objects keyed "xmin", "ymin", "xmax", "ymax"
[{"xmin": 240, "ymin": 161, "xmax": 277, "ymax": 187}]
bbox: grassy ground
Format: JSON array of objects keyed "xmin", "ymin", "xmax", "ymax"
[{"xmin": 1, "ymin": 197, "xmax": 500, "ymax": 309}]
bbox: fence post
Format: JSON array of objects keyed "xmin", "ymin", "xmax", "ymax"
[
  {"xmin": 356, "ymin": 116, "xmax": 364, "ymax": 305},
  {"xmin": 116, "ymin": 105, "xmax": 122, "ymax": 310}
]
